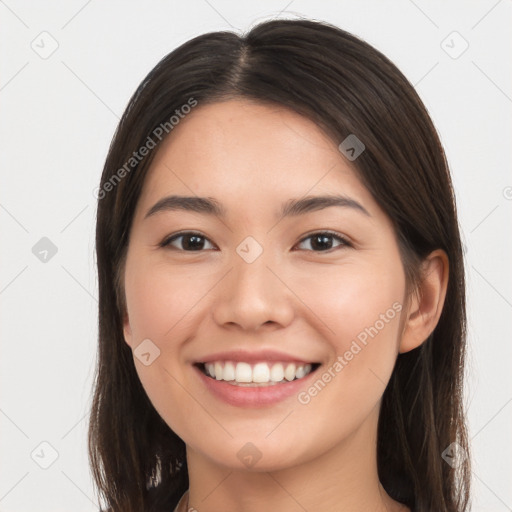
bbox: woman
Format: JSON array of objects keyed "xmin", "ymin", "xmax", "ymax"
[{"xmin": 89, "ymin": 18, "xmax": 471, "ymax": 512}]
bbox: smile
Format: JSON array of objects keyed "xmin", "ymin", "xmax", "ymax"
[{"xmin": 197, "ymin": 361, "xmax": 319, "ymax": 386}]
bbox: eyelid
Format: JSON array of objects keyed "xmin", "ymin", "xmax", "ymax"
[
  {"xmin": 294, "ymin": 230, "xmax": 352, "ymax": 251},
  {"xmin": 160, "ymin": 231, "xmax": 217, "ymax": 250}
]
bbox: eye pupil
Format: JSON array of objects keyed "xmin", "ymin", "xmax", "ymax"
[
  {"xmin": 311, "ymin": 234, "xmax": 333, "ymax": 251},
  {"xmin": 183, "ymin": 235, "xmax": 204, "ymax": 250}
]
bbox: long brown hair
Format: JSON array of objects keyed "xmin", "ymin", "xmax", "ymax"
[{"xmin": 89, "ymin": 18, "xmax": 470, "ymax": 512}]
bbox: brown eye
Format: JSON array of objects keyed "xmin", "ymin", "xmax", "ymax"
[
  {"xmin": 295, "ymin": 232, "xmax": 351, "ymax": 252},
  {"xmin": 161, "ymin": 232, "xmax": 215, "ymax": 251}
]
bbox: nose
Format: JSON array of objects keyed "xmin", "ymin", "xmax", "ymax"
[{"xmin": 212, "ymin": 246, "xmax": 295, "ymax": 332}]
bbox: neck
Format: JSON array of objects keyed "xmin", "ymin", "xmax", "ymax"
[{"xmin": 184, "ymin": 405, "xmax": 408, "ymax": 512}]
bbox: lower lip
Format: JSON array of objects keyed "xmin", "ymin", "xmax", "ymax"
[{"xmin": 194, "ymin": 365, "xmax": 319, "ymax": 407}]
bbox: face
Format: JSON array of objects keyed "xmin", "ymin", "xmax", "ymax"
[{"xmin": 122, "ymin": 99, "xmax": 408, "ymax": 471}]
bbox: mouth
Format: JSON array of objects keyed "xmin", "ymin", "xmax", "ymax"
[{"xmin": 194, "ymin": 361, "xmax": 321, "ymax": 387}]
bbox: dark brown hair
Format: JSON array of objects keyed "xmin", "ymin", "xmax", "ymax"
[{"xmin": 89, "ymin": 18, "xmax": 470, "ymax": 512}]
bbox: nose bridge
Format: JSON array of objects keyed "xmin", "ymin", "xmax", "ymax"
[
  {"xmin": 232, "ymin": 235, "xmax": 277, "ymax": 306},
  {"xmin": 235, "ymin": 240, "xmax": 272, "ymax": 294},
  {"xmin": 212, "ymin": 235, "xmax": 293, "ymax": 331}
]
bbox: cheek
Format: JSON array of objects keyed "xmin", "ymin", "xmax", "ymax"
[
  {"xmin": 294, "ymin": 270, "xmax": 403, "ymax": 438},
  {"xmin": 124, "ymin": 257, "xmax": 214, "ymax": 343},
  {"xmin": 123, "ymin": 256, "xmax": 209, "ymax": 430},
  {"xmin": 299, "ymin": 261, "xmax": 404, "ymax": 344},
  {"xmin": 295, "ymin": 261, "xmax": 405, "ymax": 404}
]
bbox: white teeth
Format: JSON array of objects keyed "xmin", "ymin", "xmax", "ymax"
[
  {"xmin": 235, "ymin": 362, "xmax": 252, "ymax": 383},
  {"xmin": 270, "ymin": 363, "xmax": 284, "ymax": 382},
  {"xmin": 202, "ymin": 361, "xmax": 315, "ymax": 384},
  {"xmin": 223, "ymin": 361, "xmax": 236, "ymax": 381},
  {"xmin": 284, "ymin": 363, "xmax": 296, "ymax": 381},
  {"xmin": 252, "ymin": 363, "xmax": 270, "ymax": 383},
  {"xmin": 214, "ymin": 362, "xmax": 223, "ymax": 381},
  {"xmin": 295, "ymin": 365, "xmax": 305, "ymax": 379}
]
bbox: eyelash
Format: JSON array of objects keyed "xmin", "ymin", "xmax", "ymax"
[{"xmin": 159, "ymin": 230, "xmax": 352, "ymax": 253}]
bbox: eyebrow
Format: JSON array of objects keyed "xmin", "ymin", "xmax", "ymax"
[{"xmin": 144, "ymin": 194, "xmax": 370, "ymax": 220}]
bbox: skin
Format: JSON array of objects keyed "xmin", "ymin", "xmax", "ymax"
[{"xmin": 122, "ymin": 99, "xmax": 448, "ymax": 512}]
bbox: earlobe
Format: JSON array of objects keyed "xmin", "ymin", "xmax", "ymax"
[{"xmin": 399, "ymin": 249, "xmax": 449, "ymax": 354}]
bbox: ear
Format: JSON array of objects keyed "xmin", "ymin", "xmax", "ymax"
[
  {"xmin": 399, "ymin": 249, "xmax": 449, "ymax": 354},
  {"xmin": 123, "ymin": 310, "xmax": 133, "ymax": 348}
]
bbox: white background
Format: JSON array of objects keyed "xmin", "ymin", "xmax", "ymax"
[{"xmin": 0, "ymin": 1, "xmax": 511, "ymax": 511}]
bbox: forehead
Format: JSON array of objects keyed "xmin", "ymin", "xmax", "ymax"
[{"xmin": 136, "ymin": 99, "xmax": 376, "ymax": 218}]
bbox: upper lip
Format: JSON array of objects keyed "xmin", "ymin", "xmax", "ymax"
[{"xmin": 195, "ymin": 349, "xmax": 319, "ymax": 365}]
